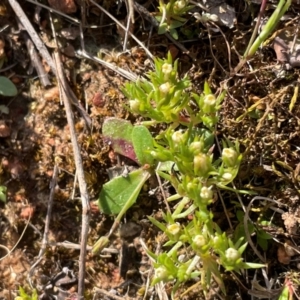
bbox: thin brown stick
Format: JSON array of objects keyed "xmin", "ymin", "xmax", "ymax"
[
  {"xmin": 89, "ymin": 0, "xmax": 153, "ymax": 60},
  {"xmin": 123, "ymin": 0, "xmax": 135, "ymax": 51},
  {"xmin": 40, "ymin": 165, "xmax": 58, "ymax": 254},
  {"xmin": 28, "ymin": 165, "xmax": 58, "ymax": 287},
  {"xmin": 78, "ymin": 49, "xmax": 138, "ymax": 81},
  {"xmin": 8, "ymin": 0, "xmax": 56, "ymax": 74},
  {"xmin": 47, "ymin": 9, "xmax": 92, "ymax": 129},
  {"xmin": 53, "ymin": 51, "xmax": 90, "ymax": 300},
  {"xmin": 20, "ymin": 29, "xmax": 51, "ymax": 87}
]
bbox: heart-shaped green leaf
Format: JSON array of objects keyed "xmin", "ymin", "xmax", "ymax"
[
  {"xmin": 0, "ymin": 76, "xmax": 17, "ymax": 97},
  {"xmin": 98, "ymin": 168, "xmax": 151, "ymax": 214},
  {"xmin": 102, "ymin": 117, "xmax": 138, "ymax": 163}
]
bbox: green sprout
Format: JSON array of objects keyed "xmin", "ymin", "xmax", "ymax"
[
  {"xmin": 155, "ymin": 0, "xmax": 194, "ymax": 39},
  {"xmin": 15, "ymin": 287, "xmax": 38, "ymax": 300}
]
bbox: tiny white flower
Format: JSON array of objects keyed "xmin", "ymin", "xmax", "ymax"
[
  {"xmin": 167, "ymin": 223, "xmax": 181, "ymax": 235},
  {"xmin": 193, "ymin": 235, "xmax": 206, "ymax": 247},
  {"xmin": 222, "ymin": 148, "xmax": 238, "ymax": 167},
  {"xmin": 225, "ymin": 248, "xmax": 240, "ymax": 262},
  {"xmin": 204, "ymin": 94, "xmax": 216, "ymax": 106},
  {"xmin": 159, "ymin": 82, "xmax": 171, "ymax": 94},
  {"xmin": 222, "ymin": 148, "xmax": 236, "ymax": 158},
  {"xmin": 162, "ymin": 63, "xmax": 172, "ymax": 75},
  {"xmin": 172, "ymin": 130, "xmax": 184, "ymax": 144},
  {"xmin": 200, "ymin": 186, "xmax": 213, "ymax": 200}
]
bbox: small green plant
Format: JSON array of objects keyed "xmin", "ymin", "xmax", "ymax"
[
  {"xmin": 244, "ymin": 0, "xmax": 291, "ymax": 59},
  {"xmin": 156, "ymin": 0, "xmax": 194, "ymax": 39},
  {"xmin": 0, "ymin": 185, "xmax": 7, "ymax": 202},
  {"xmin": 15, "ymin": 287, "xmax": 38, "ymax": 300},
  {"xmin": 0, "ymin": 76, "xmax": 17, "ymax": 97},
  {"xmin": 97, "ymin": 53, "xmax": 264, "ymax": 296},
  {"xmin": 234, "ymin": 0, "xmax": 291, "ymax": 73}
]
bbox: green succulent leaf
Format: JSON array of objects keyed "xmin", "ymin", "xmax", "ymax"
[
  {"xmin": 169, "ymin": 20, "xmax": 184, "ymax": 29},
  {"xmin": 0, "ymin": 76, "xmax": 17, "ymax": 97},
  {"xmin": 132, "ymin": 125, "xmax": 155, "ymax": 166},
  {"xmin": 169, "ymin": 28, "xmax": 179, "ymax": 39},
  {"xmin": 158, "ymin": 23, "xmax": 168, "ymax": 34},
  {"xmin": 98, "ymin": 168, "xmax": 151, "ymax": 214}
]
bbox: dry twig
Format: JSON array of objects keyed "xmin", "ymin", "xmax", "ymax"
[
  {"xmin": 54, "ymin": 51, "xmax": 90, "ymax": 299},
  {"xmin": 20, "ymin": 28, "xmax": 51, "ymax": 87},
  {"xmin": 89, "ymin": 0, "xmax": 153, "ymax": 60},
  {"xmin": 8, "ymin": 0, "xmax": 56, "ymax": 74},
  {"xmin": 28, "ymin": 165, "xmax": 58, "ymax": 286}
]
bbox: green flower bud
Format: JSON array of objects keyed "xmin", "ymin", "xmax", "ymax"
[
  {"xmin": 189, "ymin": 141, "xmax": 203, "ymax": 155},
  {"xmin": 222, "ymin": 148, "xmax": 238, "ymax": 167},
  {"xmin": 225, "ymin": 248, "xmax": 241, "ymax": 263},
  {"xmin": 177, "ymin": 183, "xmax": 185, "ymax": 195},
  {"xmin": 172, "ymin": 130, "xmax": 184, "ymax": 145},
  {"xmin": 129, "ymin": 99, "xmax": 140, "ymax": 113},
  {"xmin": 154, "ymin": 266, "xmax": 169, "ymax": 281},
  {"xmin": 202, "ymin": 94, "xmax": 216, "ymax": 113},
  {"xmin": 174, "ymin": 0, "xmax": 186, "ymax": 11},
  {"xmin": 186, "ymin": 182, "xmax": 193, "ymax": 191},
  {"xmin": 193, "ymin": 153, "xmax": 211, "ymax": 177},
  {"xmin": 212, "ymin": 233, "xmax": 228, "ymax": 253},
  {"xmin": 213, "ymin": 235, "xmax": 222, "ymax": 248}
]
